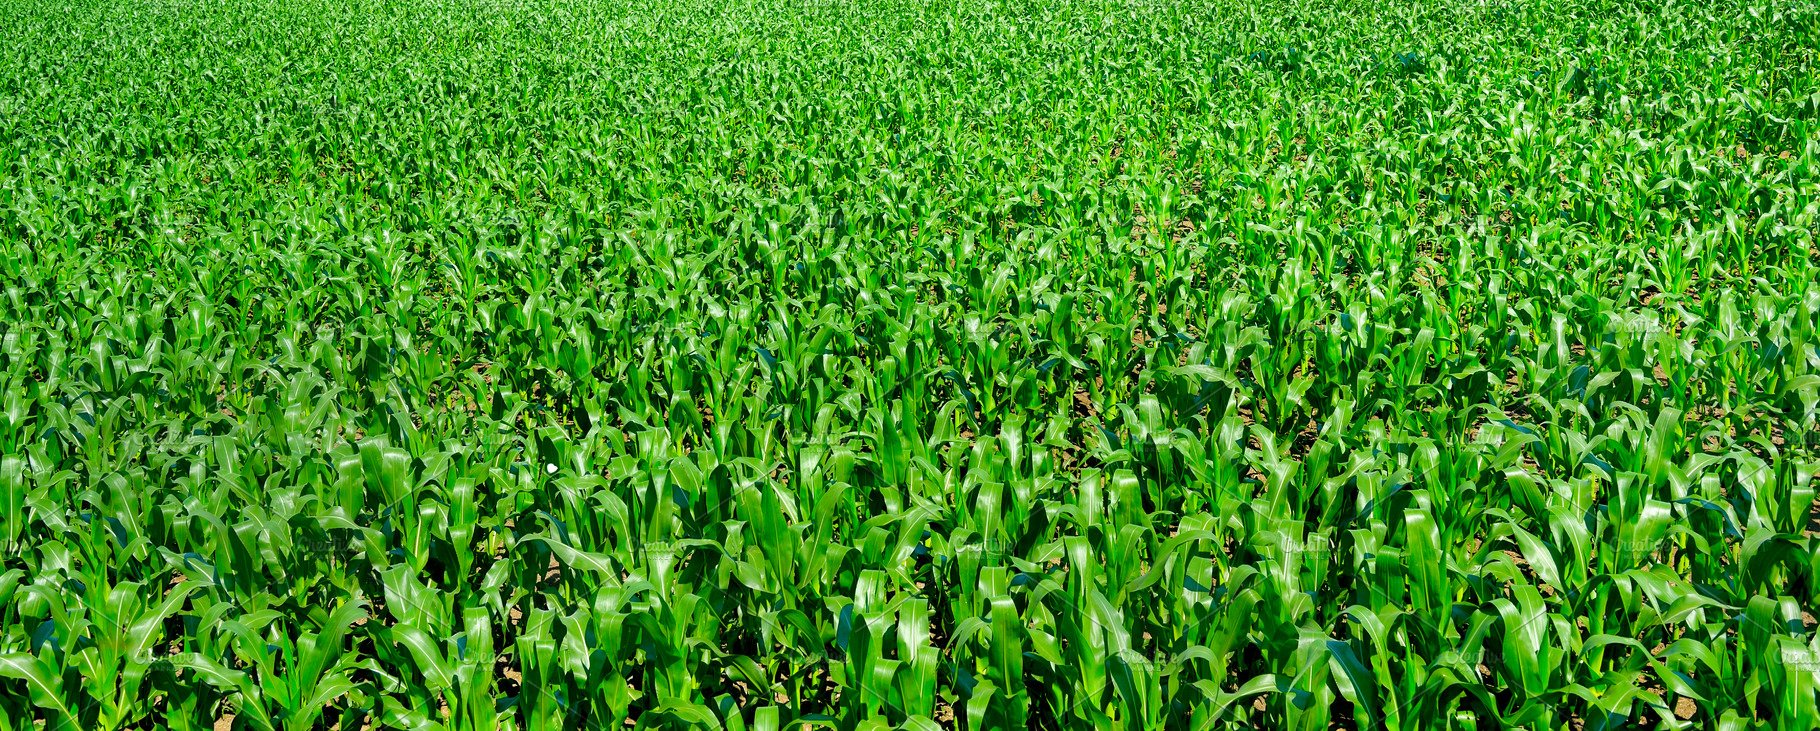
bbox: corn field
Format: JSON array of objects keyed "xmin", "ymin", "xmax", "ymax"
[{"xmin": 2, "ymin": 0, "xmax": 1819, "ymax": 728}]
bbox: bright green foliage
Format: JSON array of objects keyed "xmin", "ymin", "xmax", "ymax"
[{"xmin": 2, "ymin": 0, "xmax": 1819, "ymax": 728}]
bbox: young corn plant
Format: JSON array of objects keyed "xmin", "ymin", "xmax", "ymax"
[{"xmin": 1, "ymin": 0, "xmax": 1818, "ymax": 727}]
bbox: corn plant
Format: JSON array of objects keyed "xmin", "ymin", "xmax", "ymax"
[{"xmin": 1, "ymin": 0, "xmax": 1818, "ymax": 728}]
